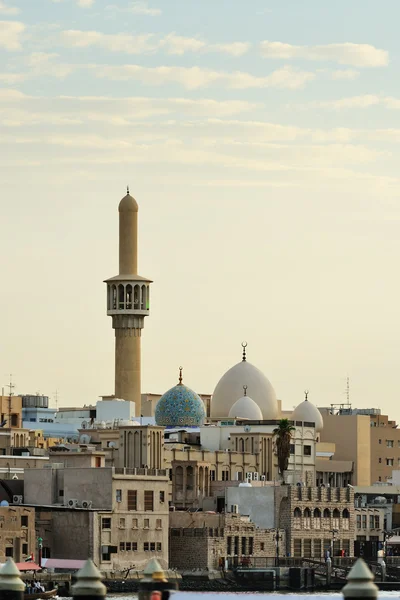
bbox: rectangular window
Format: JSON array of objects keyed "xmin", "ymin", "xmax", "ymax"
[
  {"xmin": 234, "ymin": 536, "xmax": 239, "ymax": 555},
  {"xmin": 260, "ymin": 542, "xmax": 265, "ymax": 551},
  {"xmin": 379, "ymin": 439, "xmax": 382, "ymax": 444},
  {"xmin": 241, "ymin": 537, "xmax": 246, "ymax": 555},
  {"xmin": 59, "ymin": 489, "xmax": 64, "ymax": 497},
  {"xmin": 362, "ymin": 515, "xmax": 367, "ymax": 529},
  {"xmin": 227, "ymin": 536, "xmax": 232, "ymax": 555},
  {"xmin": 386, "ymin": 458, "xmax": 394, "ymax": 466},
  {"xmin": 144, "ymin": 491, "xmax": 154, "ymax": 511},
  {"xmin": 150, "ymin": 542, "xmax": 156, "ymax": 552},
  {"xmin": 22, "ymin": 544, "xmax": 28, "ymax": 555},
  {"xmin": 369, "ymin": 515, "xmax": 374, "ymax": 529},
  {"xmin": 379, "ymin": 458, "xmax": 382, "ymax": 463},
  {"xmin": 386, "ymin": 440, "xmax": 394, "ymax": 448},
  {"xmin": 102, "ymin": 518, "xmax": 111, "ymax": 530},
  {"xmin": 116, "ymin": 489, "xmax": 122, "ymax": 503},
  {"xmin": 375, "ymin": 515, "xmax": 380, "ymax": 529},
  {"xmin": 95, "ymin": 457, "xmax": 101, "ymax": 467},
  {"xmin": 157, "ymin": 542, "xmax": 162, "ymax": 552},
  {"xmin": 119, "ymin": 542, "xmax": 125, "ymax": 552},
  {"xmin": 210, "ymin": 470, "xmax": 216, "ymax": 481},
  {"xmin": 132, "ymin": 542, "xmax": 137, "ymax": 551},
  {"xmin": 144, "ymin": 542, "xmax": 149, "ymax": 551},
  {"xmin": 156, "ymin": 519, "xmax": 162, "ymax": 529},
  {"xmin": 248, "ymin": 537, "xmax": 254, "ymax": 555},
  {"xmin": 144, "ymin": 519, "xmax": 150, "ymax": 529},
  {"xmin": 119, "ymin": 518, "xmax": 125, "ymax": 529},
  {"xmin": 356, "ymin": 515, "xmax": 361, "ymax": 528},
  {"xmin": 21, "ymin": 516, "xmax": 28, "ymax": 527},
  {"xmin": 289, "ymin": 444, "xmax": 295, "ymax": 454},
  {"xmin": 314, "ymin": 539, "xmax": 322, "ymax": 558},
  {"xmin": 132, "ymin": 518, "xmax": 138, "ymax": 529},
  {"xmin": 304, "ymin": 445, "xmax": 312, "ymax": 456},
  {"xmin": 5, "ymin": 548, "xmax": 13, "ymax": 557},
  {"xmin": 127, "ymin": 490, "xmax": 137, "ymax": 511},
  {"xmin": 159, "ymin": 491, "xmax": 165, "ymax": 503},
  {"xmin": 126, "ymin": 542, "xmax": 131, "ymax": 551}
]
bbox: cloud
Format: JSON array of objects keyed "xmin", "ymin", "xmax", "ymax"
[
  {"xmin": 94, "ymin": 64, "xmax": 315, "ymax": 90},
  {"xmin": 260, "ymin": 41, "xmax": 388, "ymax": 67},
  {"xmin": 124, "ymin": 1, "xmax": 161, "ymax": 15},
  {"xmin": 310, "ymin": 95, "xmax": 381, "ymax": 110},
  {"xmin": 51, "ymin": 0, "xmax": 95, "ymax": 6},
  {"xmin": 0, "ymin": 1, "xmax": 20, "ymax": 15},
  {"xmin": 330, "ymin": 69, "xmax": 360, "ymax": 80},
  {"xmin": 0, "ymin": 20, "xmax": 25, "ymax": 50}
]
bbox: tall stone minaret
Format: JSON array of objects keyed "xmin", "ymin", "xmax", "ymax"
[{"xmin": 105, "ymin": 188, "xmax": 152, "ymax": 415}]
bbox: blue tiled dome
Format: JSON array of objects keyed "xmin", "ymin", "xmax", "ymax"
[{"xmin": 155, "ymin": 368, "xmax": 206, "ymax": 427}]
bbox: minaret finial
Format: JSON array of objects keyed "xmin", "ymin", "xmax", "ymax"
[
  {"xmin": 241, "ymin": 341, "xmax": 247, "ymax": 362},
  {"xmin": 127, "ymin": 185, "xmax": 129, "ymax": 195},
  {"xmin": 243, "ymin": 385, "xmax": 248, "ymax": 396},
  {"xmin": 178, "ymin": 366, "xmax": 183, "ymax": 385},
  {"xmin": 304, "ymin": 389, "xmax": 309, "ymax": 401}
]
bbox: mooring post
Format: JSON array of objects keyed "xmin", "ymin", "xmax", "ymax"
[
  {"xmin": 342, "ymin": 558, "xmax": 378, "ymax": 600},
  {"xmin": 138, "ymin": 559, "xmax": 178, "ymax": 600},
  {"xmin": 71, "ymin": 559, "xmax": 106, "ymax": 600},
  {"xmin": 0, "ymin": 558, "xmax": 25, "ymax": 600},
  {"xmin": 326, "ymin": 556, "xmax": 332, "ymax": 587}
]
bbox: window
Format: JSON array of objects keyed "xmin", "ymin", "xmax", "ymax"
[
  {"xmin": 150, "ymin": 542, "xmax": 156, "ymax": 552},
  {"xmin": 144, "ymin": 519, "xmax": 150, "ymax": 529},
  {"xmin": 234, "ymin": 536, "xmax": 239, "ymax": 555},
  {"xmin": 156, "ymin": 519, "xmax": 162, "ymax": 529},
  {"xmin": 157, "ymin": 542, "xmax": 162, "ymax": 552},
  {"xmin": 294, "ymin": 507, "xmax": 301, "ymax": 529},
  {"xmin": 222, "ymin": 470, "xmax": 229, "ymax": 481},
  {"xmin": 241, "ymin": 537, "xmax": 247, "ymax": 555},
  {"xmin": 375, "ymin": 515, "xmax": 380, "ymax": 529},
  {"xmin": 248, "ymin": 537, "xmax": 254, "ymax": 555},
  {"xmin": 159, "ymin": 491, "xmax": 165, "ymax": 503},
  {"xmin": 304, "ymin": 445, "xmax": 311, "ymax": 456},
  {"xmin": 356, "ymin": 514, "xmax": 361, "ymax": 528},
  {"xmin": 314, "ymin": 508, "xmax": 321, "ymax": 529},
  {"xmin": 260, "ymin": 542, "xmax": 265, "ymax": 551},
  {"xmin": 227, "ymin": 536, "xmax": 232, "ymax": 555},
  {"xmin": 116, "ymin": 489, "xmax": 122, "ymax": 503},
  {"xmin": 102, "ymin": 518, "xmax": 111, "ymax": 529},
  {"xmin": 343, "ymin": 509, "xmax": 350, "ymax": 530},
  {"xmin": 5, "ymin": 548, "xmax": 13, "ymax": 557},
  {"xmin": 127, "ymin": 490, "xmax": 137, "ymax": 511},
  {"xmin": 144, "ymin": 542, "xmax": 149, "ymax": 551},
  {"xmin": 210, "ymin": 470, "xmax": 216, "ymax": 481},
  {"xmin": 304, "ymin": 508, "xmax": 311, "ymax": 529},
  {"xmin": 144, "ymin": 491, "xmax": 154, "ymax": 511},
  {"xmin": 333, "ymin": 509, "xmax": 340, "ymax": 529},
  {"xmin": 126, "ymin": 542, "xmax": 131, "ymax": 551},
  {"xmin": 379, "ymin": 476, "xmax": 382, "ymax": 481},
  {"xmin": 379, "ymin": 458, "xmax": 382, "ymax": 463},
  {"xmin": 387, "ymin": 458, "xmax": 394, "ymax": 466},
  {"xmin": 95, "ymin": 457, "xmax": 101, "ymax": 467},
  {"xmin": 119, "ymin": 542, "xmax": 125, "ymax": 552},
  {"xmin": 119, "ymin": 518, "xmax": 125, "ymax": 529},
  {"xmin": 362, "ymin": 515, "xmax": 367, "ymax": 529},
  {"xmin": 132, "ymin": 542, "xmax": 137, "ymax": 551},
  {"xmin": 379, "ymin": 439, "xmax": 382, "ymax": 444},
  {"xmin": 387, "ymin": 440, "xmax": 394, "ymax": 448},
  {"xmin": 22, "ymin": 544, "xmax": 28, "ymax": 555},
  {"xmin": 21, "ymin": 516, "xmax": 28, "ymax": 527},
  {"xmin": 289, "ymin": 444, "xmax": 295, "ymax": 454},
  {"xmin": 59, "ymin": 489, "xmax": 64, "ymax": 497},
  {"xmin": 369, "ymin": 515, "xmax": 374, "ymax": 529},
  {"xmin": 132, "ymin": 518, "xmax": 138, "ymax": 529}
]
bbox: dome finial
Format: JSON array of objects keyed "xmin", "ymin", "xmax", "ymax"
[
  {"xmin": 243, "ymin": 385, "xmax": 248, "ymax": 396},
  {"xmin": 304, "ymin": 389, "xmax": 309, "ymax": 401},
  {"xmin": 241, "ymin": 341, "xmax": 247, "ymax": 362},
  {"xmin": 178, "ymin": 366, "xmax": 183, "ymax": 385},
  {"xmin": 127, "ymin": 185, "xmax": 130, "ymax": 195}
]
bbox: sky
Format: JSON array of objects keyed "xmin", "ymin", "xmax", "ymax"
[{"xmin": 1, "ymin": 0, "xmax": 400, "ymax": 417}]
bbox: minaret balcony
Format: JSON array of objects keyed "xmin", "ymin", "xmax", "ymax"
[{"xmin": 105, "ymin": 275, "xmax": 152, "ymax": 318}]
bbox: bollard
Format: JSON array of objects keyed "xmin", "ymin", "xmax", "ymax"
[
  {"xmin": 71, "ymin": 559, "xmax": 106, "ymax": 600},
  {"xmin": 138, "ymin": 559, "xmax": 178, "ymax": 600},
  {"xmin": 342, "ymin": 558, "xmax": 378, "ymax": 600},
  {"xmin": 326, "ymin": 557, "xmax": 332, "ymax": 588},
  {"xmin": 0, "ymin": 559, "xmax": 25, "ymax": 600}
]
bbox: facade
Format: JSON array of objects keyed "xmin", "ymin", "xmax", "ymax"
[
  {"xmin": 355, "ymin": 506, "xmax": 385, "ymax": 543},
  {"xmin": 105, "ymin": 190, "xmax": 152, "ymax": 414},
  {"xmin": 369, "ymin": 412, "xmax": 400, "ymax": 484},
  {"xmin": 169, "ymin": 511, "xmax": 285, "ymax": 570},
  {"xmin": 0, "ymin": 505, "xmax": 35, "ymax": 562}
]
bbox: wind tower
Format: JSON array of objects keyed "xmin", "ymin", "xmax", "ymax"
[{"xmin": 105, "ymin": 188, "xmax": 152, "ymax": 415}]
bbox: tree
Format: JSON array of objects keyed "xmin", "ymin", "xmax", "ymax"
[{"xmin": 273, "ymin": 419, "xmax": 295, "ymax": 483}]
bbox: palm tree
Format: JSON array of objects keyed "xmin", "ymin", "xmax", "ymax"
[{"xmin": 273, "ymin": 419, "xmax": 295, "ymax": 483}]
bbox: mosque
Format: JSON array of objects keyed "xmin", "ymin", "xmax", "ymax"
[{"xmin": 102, "ymin": 188, "xmax": 326, "ymax": 489}]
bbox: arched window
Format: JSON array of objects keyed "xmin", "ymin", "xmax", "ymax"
[
  {"xmin": 112, "ymin": 285, "xmax": 117, "ymax": 309},
  {"xmin": 118, "ymin": 284, "xmax": 124, "ymax": 309},
  {"xmin": 304, "ymin": 507, "xmax": 311, "ymax": 529},
  {"xmin": 146, "ymin": 285, "xmax": 150, "ymax": 309},
  {"xmin": 199, "ymin": 466, "xmax": 204, "ymax": 493},
  {"xmin": 175, "ymin": 466, "xmax": 183, "ymax": 492},
  {"xmin": 342, "ymin": 508, "xmax": 350, "ymax": 530},
  {"xmin": 187, "ymin": 466, "xmax": 194, "ymax": 491},
  {"xmin": 293, "ymin": 507, "xmax": 301, "ymax": 529},
  {"xmin": 141, "ymin": 285, "xmax": 147, "ymax": 310},
  {"xmin": 314, "ymin": 508, "xmax": 321, "ymax": 529},
  {"xmin": 333, "ymin": 508, "xmax": 340, "ymax": 529},
  {"xmin": 239, "ymin": 438, "xmax": 244, "ymax": 452},
  {"xmin": 126, "ymin": 284, "xmax": 132, "ymax": 309},
  {"xmin": 134, "ymin": 284, "xmax": 140, "ymax": 309},
  {"xmin": 323, "ymin": 508, "xmax": 330, "ymax": 529}
]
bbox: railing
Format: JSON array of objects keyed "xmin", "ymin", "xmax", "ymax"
[{"xmin": 113, "ymin": 467, "xmax": 167, "ymax": 476}]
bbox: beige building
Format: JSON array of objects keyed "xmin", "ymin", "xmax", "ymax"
[
  {"xmin": 0, "ymin": 505, "xmax": 35, "ymax": 562},
  {"xmin": 24, "ymin": 463, "xmax": 169, "ymax": 570},
  {"xmin": 169, "ymin": 511, "xmax": 285, "ymax": 570},
  {"xmin": 369, "ymin": 412, "xmax": 400, "ymax": 484},
  {"xmin": 355, "ymin": 506, "xmax": 385, "ymax": 543}
]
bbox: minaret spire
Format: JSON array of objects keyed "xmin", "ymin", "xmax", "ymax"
[
  {"xmin": 178, "ymin": 366, "xmax": 183, "ymax": 385},
  {"xmin": 304, "ymin": 389, "xmax": 309, "ymax": 401},
  {"xmin": 241, "ymin": 341, "xmax": 247, "ymax": 362},
  {"xmin": 243, "ymin": 385, "xmax": 248, "ymax": 396}
]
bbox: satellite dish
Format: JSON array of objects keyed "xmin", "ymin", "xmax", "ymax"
[
  {"xmin": 80, "ymin": 434, "xmax": 91, "ymax": 444},
  {"xmin": 108, "ymin": 441, "xmax": 116, "ymax": 448},
  {"xmin": 81, "ymin": 421, "xmax": 87, "ymax": 429},
  {"xmin": 0, "ymin": 501, "xmax": 9, "ymax": 506}
]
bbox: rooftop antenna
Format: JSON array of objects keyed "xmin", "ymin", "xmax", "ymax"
[
  {"xmin": 6, "ymin": 374, "xmax": 14, "ymax": 442},
  {"xmin": 346, "ymin": 376, "xmax": 350, "ymax": 406}
]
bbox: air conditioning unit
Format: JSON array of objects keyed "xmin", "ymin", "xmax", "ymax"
[
  {"xmin": 81, "ymin": 500, "xmax": 92, "ymax": 509},
  {"xmin": 13, "ymin": 495, "xmax": 23, "ymax": 504},
  {"xmin": 261, "ymin": 475, "xmax": 266, "ymax": 481},
  {"xmin": 231, "ymin": 504, "xmax": 239, "ymax": 514},
  {"xmin": 253, "ymin": 473, "xmax": 259, "ymax": 481},
  {"xmin": 245, "ymin": 472, "xmax": 253, "ymax": 480},
  {"xmin": 66, "ymin": 498, "xmax": 79, "ymax": 508}
]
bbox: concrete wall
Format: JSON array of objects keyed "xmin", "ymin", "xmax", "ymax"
[
  {"xmin": 64, "ymin": 468, "xmax": 113, "ymax": 509},
  {"xmin": 96, "ymin": 400, "xmax": 136, "ymax": 422},
  {"xmin": 226, "ymin": 486, "xmax": 276, "ymax": 529}
]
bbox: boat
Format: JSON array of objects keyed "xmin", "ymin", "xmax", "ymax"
[{"xmin": 24, "ymin": 589, "xmax": 58, "ymax": 600}]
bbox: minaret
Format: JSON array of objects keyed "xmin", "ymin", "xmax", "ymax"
[{"xmin": 105, "ymin": 188, "xmax": 152, "ymax": 415}]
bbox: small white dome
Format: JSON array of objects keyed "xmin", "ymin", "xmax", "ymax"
[
  {"xmin": 211, "ymin": 350, "xmax": 278, "ymax": 419},
  {"xmin": 292, "ymin": 397, "xmax": 323, "ymax": 432},
  {"xmin": 229, "ymin": 395, "xmax": 263, "ymax": 420}
]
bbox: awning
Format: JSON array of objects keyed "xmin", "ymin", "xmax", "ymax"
[
  {"xmin": 15, "ymin": 563, "xmax": 41, "ymax": 571},
  {"xmin": 387, "ymin": 536, "xmax": 400, "ymax": 544},
  {"xmin": 41, "ymin": 559, "xmax": 86, "ymax": 570}
]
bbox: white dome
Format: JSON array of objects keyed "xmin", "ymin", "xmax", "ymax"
[
  {"xmin": 211, "ymin": 360, "xmax": 278, "ymax": 419},
  {"xmin": 292, "ymin": 399, "xmax": 323, "ymax": 432},
  {"xmin": 228, "ymin": 395, "xmax": 263, "ymax": 420}
]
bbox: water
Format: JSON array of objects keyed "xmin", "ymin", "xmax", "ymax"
[{"xmin": 102, "ymin": 594, "xmax": 400, "ymax": 600}]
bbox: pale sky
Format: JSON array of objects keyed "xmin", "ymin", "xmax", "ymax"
[{"xmin": 1, "ymin": 0, "xmax": 400, "ymax": 418}]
